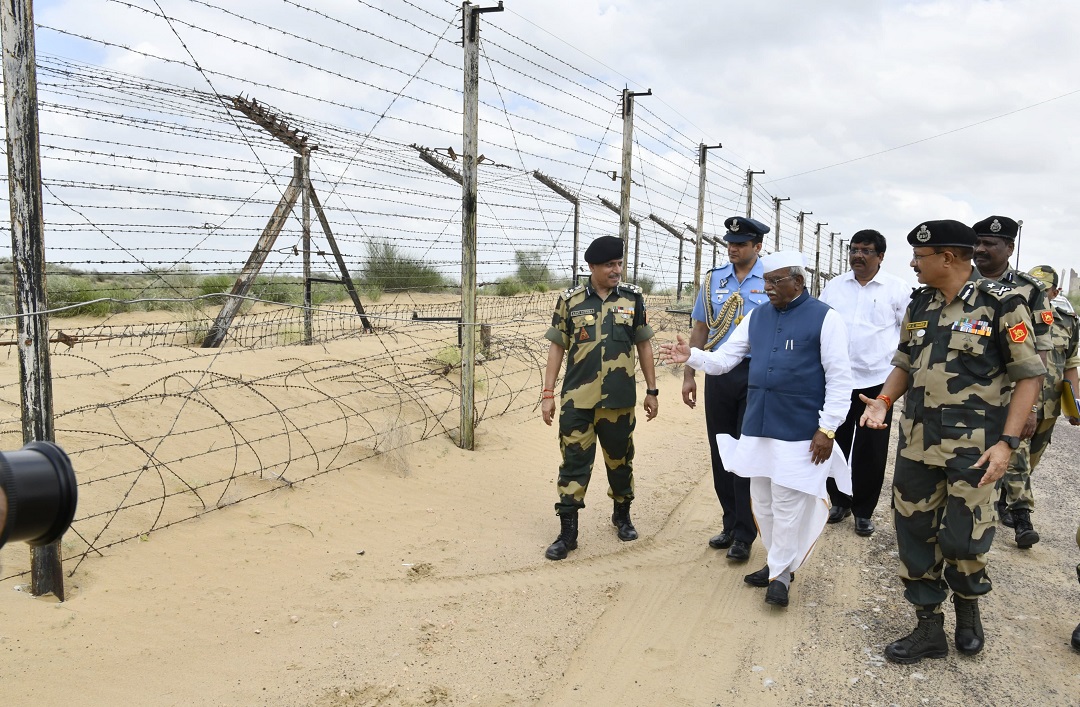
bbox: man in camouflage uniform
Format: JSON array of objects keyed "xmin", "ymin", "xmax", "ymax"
[
  {"xmin": 1074, "ymin": 522, "xmax": 1080, "ymax": 652},
  {"xmin": 540, "ymin": 235, "xmax": 658, "ymax": 561},
  {"xmin": 972, "ymin": 215, "xmax": 1052, "ymax": 548},
  {"xmin": 1024, "ymin": 265, "xmax": 1079, "ymax": 467},
  {"xmin": 860, "ymin": 220, "xmax": 1045, "ymax": 664}
]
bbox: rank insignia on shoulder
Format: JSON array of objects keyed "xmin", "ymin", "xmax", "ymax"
[
  {"xmin": 561, "ymin": 283, "xmax": 586, "ymax": 300},
  {"xmin": 618, "ymin": 282, "xmax": 643, "ymax": 295},
  {"xmin": 906, "ymin": 321, "xmax": 928, "ymax": 330},
  {"xmin": 977, "ymin": 280, "xmax": 1012, "ymax": 297},
  {"xmin": 1007, "ymin": 321, "xmax": 1029, "ymax": 343},
  {"xmin": 1040, "ymin": 310, "xmax": 1054, "ymax": 326}
]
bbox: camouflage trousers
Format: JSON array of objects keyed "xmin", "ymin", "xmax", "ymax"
[
  {"xmin": 1001, "ymin": 414, "xmax": 1058, "ymax": 511},
  {"xmin": 893, "ymin": 455, "xmax": 996, "ymax": 609},
  {"xmin": 555, "ymin": 404, "xmax": 635, "ymax": 514}
]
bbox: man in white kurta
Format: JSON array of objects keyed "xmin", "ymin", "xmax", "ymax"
[{"xmin": 662, "ymin": 251, "xmax": 852, "ymax": 607}]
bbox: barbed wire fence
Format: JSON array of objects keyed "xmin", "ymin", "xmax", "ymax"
[{"xmin": 0, "ymin": 0, "xmax": 840, "ymax": 583}]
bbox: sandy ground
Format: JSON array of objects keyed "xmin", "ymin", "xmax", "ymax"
[{"xmin": 2, "ymin": 304, "xmax": 1080, "ymax": 706}]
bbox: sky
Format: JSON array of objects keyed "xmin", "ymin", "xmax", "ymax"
[
  {"xmin": 6, "ymin": 0, "xmax": 1080, "ymax": 292},
  {"xmin": 502, "ymin": 0, "xmax": 1080, "ymax": 287}
]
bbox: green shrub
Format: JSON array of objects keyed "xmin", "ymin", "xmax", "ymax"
[
  {"xmin": 635, "ymin": 275, "xmax": 655, "ymax": 295},
  {"xmin": 47, "ymin": 275, "xmax": 119, "ymax": 317},
  {"xmin": 198, "ymin": 274, "xmax": 235, "ymax": 299},
  {"xmin": 250, "ymin": 276, "xmax": 301, "ymax": 305},
  {"xmin": 514, "ymin": 249, "xmax": 554, "ymax": 290},
  {"xmin": 495, "ymin": 278, "xmax": 527, "ymax": 296},
  {"xmin": 361, "ymin": 240, "xmax": 446, "ymax": 292}
]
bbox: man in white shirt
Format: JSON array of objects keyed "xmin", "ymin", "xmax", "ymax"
[
  {"xmin": 819, "ymin": 230, "xmax": 910, "ymax": 537},
  {"xmin": 661, "ymin": 251, "xmax": 853, "ymax": 608}
]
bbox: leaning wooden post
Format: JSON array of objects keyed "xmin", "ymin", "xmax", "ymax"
[{"xmin": 1, "ymin": 0, "xmax": 63, "ymax": 599}]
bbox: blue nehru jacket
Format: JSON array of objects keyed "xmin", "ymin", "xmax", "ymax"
[{"xmin": 742, "ymin": 291, "xmax": 829, "ymax": 442}]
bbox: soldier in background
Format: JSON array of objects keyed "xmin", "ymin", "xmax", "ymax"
[
  {"xmin": 1024, "ymin": 265, "xmax": 1080, "ymax": 466},
  {"xmin": 861, "ymin": 220, "xmax": 1045, "ymax": 664},
  {"xmin": 971, "ymin": 215, "xmax": 1052, "ymax": 547},
  {"xmin": 1074, "ymin": 523, "xmax": 1080, "ymax": 651},
  {"xmin": 540, "ymin": 235, "xmax": 658, "ymax": 561},
  {"xmin": 683, "ymin": 216, "xmax": 770, "ymax": 562}
]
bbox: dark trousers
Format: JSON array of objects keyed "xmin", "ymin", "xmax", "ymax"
[
  {"xmin": 826, "ymin": 383, "xmax": 894, "ymax": 518},
  {"xmin": 704, "ymin": 359, "xmax": 756, "ymax": 544}
]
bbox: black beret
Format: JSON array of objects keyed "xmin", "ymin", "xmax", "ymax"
[
  {"xmin": 584, "ymin": 235, "xmax": 624, "ymax": 264},
  {"xmin": 907, "ymin": 220, "xmax": 976, "ymax": 248},
  {"xmin": 723, "ymin": 216, "xmax": 770, "ymax": 243},
  {"xmin": 972, "ymin": 215, "xmax": 1020, "ymax": 239}
]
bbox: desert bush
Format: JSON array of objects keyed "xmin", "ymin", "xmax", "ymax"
[
  {"xmin": 495, "ymin": 278, "xmax": 527, "ymax": 296},
  {"xmin": 47, "ymin": 275, "xmax": 122, "ymax": 317},
  {"xmin": 362, "ymin": 240, "xmax": 446, "ymax": 292}
]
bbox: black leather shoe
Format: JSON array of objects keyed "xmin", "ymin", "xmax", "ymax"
[
  {"xmin": 854, "ymin": 517, "xmax": 875, "ymax": 537},
  {"xmin": 827, "ymin": 505, "xmax": 852, "ymax": 524},
  {"xmin": 1072, "ymin": 622, "xmax": 1080, "ymax": 652},
  {"xmin": 744, "ymin": 566, "xmax": 793, "ymax": 587},
  {"xmin": 726, "ymin": 539, "xmax": 750, "ymax": 561},
  {"xmin": 744, "ymin": 566, "xmax": 770, "ymax": 587},
  {"xmin": 708, "ymin": 530, "xmax": 735, "ymax": 549},
  {"xmin": 764, "ymin": 580, "xmax": 789, "ymax": 607}
]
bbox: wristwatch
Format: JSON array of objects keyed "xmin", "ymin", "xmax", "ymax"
[
  {"xmin": 999, "ymin": 434, "xmax": 1021, "ymax": 449},
  {"xmin": 645, "ymin": 388, "xmax": 659, "ymax": 396},
  {"xmin": 818, "ymin": 427, "xmax": 835, "ymax": 439}
]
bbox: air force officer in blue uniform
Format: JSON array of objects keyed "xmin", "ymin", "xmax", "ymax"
[{"xmin": 683, "ymin": 216, "xmax": 771, "ymax": 561}]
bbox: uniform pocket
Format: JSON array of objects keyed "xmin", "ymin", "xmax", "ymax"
[
  {"xmin": 947, "ymin": 331, "xmax": 999, "ymax": 379},
  {"xmin": 940, "ymin": 406, "xmax": 984, "ymax": 441}
]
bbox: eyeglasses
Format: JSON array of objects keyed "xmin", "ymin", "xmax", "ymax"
[
  {"xmin": 911, "ymin": 250, "xmax": 944, "ymax": 262},
  {"xmin": 849, "ymin": 248, "xmax": 877, "ymax": 257},
  {"xmin": 763, "ymin": 275, "xmax": 796, "ymax": 287}
]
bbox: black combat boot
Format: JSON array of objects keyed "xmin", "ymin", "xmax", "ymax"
[
  {"xmin": 884, "ymin": 608, "xmax": 949, "ymax": 664},
  {"xmin": 1012, "ymin": 509, "xmax": 1040, "ymax": 549},
  {"xmin": 952, "ymin": 595, "xmax": 985, "ymax": 655},
  {"xmin": 545, "ymin": 511, "xmax": 578, "ymax": 560},
  {"xmin": 1073, "ymin": 564, "xmax": 1080, "ymax": 652},
  {"xmin": 611, "ymin": 500, "xmax": 638, "ymax": 541},
  {"xmin": 997, "ymin": 488, "xmax": 1014, "ymax": 528}
]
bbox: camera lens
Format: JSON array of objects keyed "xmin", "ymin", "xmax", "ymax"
[{"xmin": 0, "ymin": 441, "xmax": 78, "ymax": 547}]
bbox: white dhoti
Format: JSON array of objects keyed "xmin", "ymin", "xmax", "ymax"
[{"xmin": 717, "ymin": 433, "xmax": 851, "ymax": 578}]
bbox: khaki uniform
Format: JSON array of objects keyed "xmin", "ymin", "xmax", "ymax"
[
  {"xmin": 892, "ymin": 273, "xmax": 1045, "ymax": 608},
  {"xmin": 545, "ymin": 282, "xmax": 653, "ymax": 513},
  {"xmin": 996, "ymin": 269, "xmax": 1055, "ymax": 510},
  {"xmin": 1028, "ymin": 303, "xmax": 1080, "ymax": 469}
]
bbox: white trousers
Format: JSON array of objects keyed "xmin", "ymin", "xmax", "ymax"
[{"xmin": 750, "ymin": 476, "xmax": 829, "ymax": 579}]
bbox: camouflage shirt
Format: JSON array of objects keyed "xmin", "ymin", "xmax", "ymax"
[
  {"xmin": 892, "ymin": 272, "xmax": 1046, "ymax": 466},
  {"xmin": 544, "ymin": 282, "xmax": 654, "ymax": 409},
  {"xmin": 993, "ymin": 268, "xmax": 1055, "ymax": 352},
  {"xmin": 1037, "ymin": 303, "xmax": 1079, "ymax": 419}
]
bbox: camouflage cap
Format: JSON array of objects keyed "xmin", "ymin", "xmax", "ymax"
[
  {"xmin": 972, "ymin": 215, "xmax": 1020, "ymax": 240},
  {"xmin": 1028, "ymin": 264, "xmax": 1058, "ymax": 289},
  {"xmin": 907, "ymin": 220, "xmax": 976, "ymax": 248},
  {"xmin": 584, "ymin": 235, "xmax": 624, "ymax": 264}
]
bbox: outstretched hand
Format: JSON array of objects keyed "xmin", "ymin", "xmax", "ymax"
[
  {"xmin": 659, "ymin": 334, "xmax": 692, "ymax": 365},
  {"xmin": 859, "ymin": 393, "xmax": 887, "ymax": 429}
]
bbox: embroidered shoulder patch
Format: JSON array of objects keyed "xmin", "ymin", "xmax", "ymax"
[{"xmin": 1007, "ymin": 322, "xmax": 1029, "ymax": 343}]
